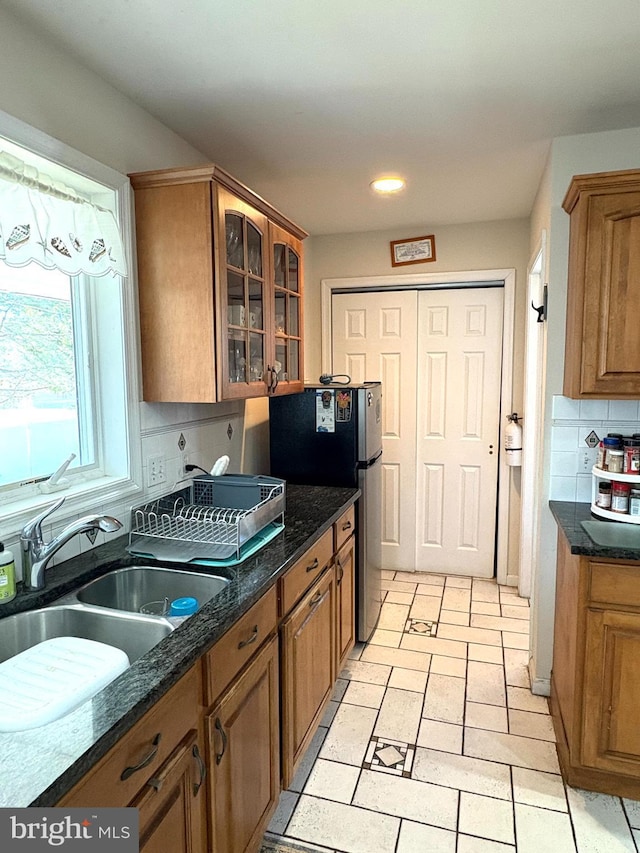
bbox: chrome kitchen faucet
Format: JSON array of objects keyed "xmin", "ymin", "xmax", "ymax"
[{"xmin": 21, "ymin": 496, "xmax": 122, "ymax": 591}]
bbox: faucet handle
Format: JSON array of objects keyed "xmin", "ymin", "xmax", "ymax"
[{"xmin": 21, "ymin": 496, "xmax": 65, "ymax": 542}]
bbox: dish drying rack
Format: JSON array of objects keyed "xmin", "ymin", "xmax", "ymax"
[{"xmin": 127, "ymin": 474, "xmax": 285, "ymax": 562}]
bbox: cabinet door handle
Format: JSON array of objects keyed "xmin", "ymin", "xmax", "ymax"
[
  {"xmin": 308, "ymin": 590, "xmax": 323, "ymax": 609},
  {"xmin": 342, "ymin": 520, "xmax": 352, "ymax": 531},
  {"xmin": 265, "ymin": 365, "xmax": 278, "ymax": 392},
  {"xmin": 336, "ymin": 557, "xmax": 344, "ymax": 585},
  {"xmin": 120, "ymin": 732, "xmax": 162, "ymax": 780},
  {"xmin": 192, "ymin": 743, "xmax": 207, "ymax": 796},
  {"xmin": 306, "ymin": 558, "xmax": 319, "ymax": 573},
  {"xmin": 214, "ymin": 718, "xmax": 227, "ymax": 765},
  {"xmin": 238, "ymin": 624, "xmax": 259, "ymax": 649}
]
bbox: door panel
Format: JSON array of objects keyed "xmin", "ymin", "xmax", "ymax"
[
  {"xmin": 582, "ymin": 609, "xmax": 640, "ymax": 774},
  {"xmin": 415, "ymin": 288, "xmax": 503, "ymax": 576},
  {"xmin": 332, "ymin": 291, "xmax": 418, "ymax": 570},
  {"xmin": 333, "ymin": 286, "xmax": 503, "ymax": 577}
]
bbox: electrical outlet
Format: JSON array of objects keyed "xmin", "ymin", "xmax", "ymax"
[
  {"xmin": 578, "ymin": 448, "xmax": 597, "ymax": 473},
  {"xmin": 181, "ymin": 452, "xmax": 190, "ymax": 477},
  {"xmin": 147, "ymin": 453, "xmax": 167, "ymax": 487}
]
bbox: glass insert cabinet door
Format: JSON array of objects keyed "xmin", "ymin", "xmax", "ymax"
[
  {"xmin": 219, "ymin": 189, "xmax": 269, "ymax": 396},
  {"xmin": 271, "ymin": 222, "xmax": 303, "ymax": 393}
]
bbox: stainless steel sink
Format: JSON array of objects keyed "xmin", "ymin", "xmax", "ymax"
[
  {"xmin": 74, "ymin": 565, "xmax": 230, "ymax": 615},
  {"xmin": 0, "ymin": 605, "xmax": 172, "ymax": 665}
]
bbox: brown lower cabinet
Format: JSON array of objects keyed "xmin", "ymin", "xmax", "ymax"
[
  {"xmin": 132, "ymin": 729, "xmax": 208, "ymax": 853},
  {"xmin": 58, "ymin": 665, "xmax": 208, "ymax": 850},
  {"xmin": 207, "ymin": 635, "xmax": 280, "ymax": 853},
  {"xmin": 280, "ymin": 565, "xmax": 336, "ymax": 789},
  {"xmin": 551, "ymin": 530, "xmax": 640, "ymax": 798},
  {"xmin": 57, "ymin": 506, "xmax": 357, "ymax": 853}
]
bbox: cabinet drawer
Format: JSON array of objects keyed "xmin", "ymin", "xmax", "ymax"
[
  {"xmin": 279, "ymin": 528, "xmax": 333, "ymax": 616},
  {"xmin": 589, "ymin": 561, "xmax": 640, "ymax": 609},
  {"xmin": 58, "ymin": 664, "xmax": 202, "ymax": 808},
  {"xmin": 334, "ymin": 505, "xmax": 355, "ymax": 552},
  {"xmin": 204, "ymin": 586, "xmax": 277, "ymax": 706}
]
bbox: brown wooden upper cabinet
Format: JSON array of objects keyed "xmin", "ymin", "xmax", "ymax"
[
  {"xmin": 270, "ymin": 222, "xmax": 304, "ymax": 395},
  {"xmin": 563, "ymin": 169, "xmax": 640, "ymax": 398},
  {"xmin": 129, "ymin": 165, "xmax": 307, "ymax": 403}
]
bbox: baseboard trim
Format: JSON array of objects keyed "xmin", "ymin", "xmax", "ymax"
[{"xmin": 505, "ymin": 573, "xmax": 519, "ymax": 588}]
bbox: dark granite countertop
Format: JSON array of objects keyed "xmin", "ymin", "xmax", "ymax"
[
  {"xmin": 550, "ymin": 500, "xmax": 640, "ymax": 560},
  {"xmin": 0, "ymin": 484, "xmax": 359, "ymax": 808}
]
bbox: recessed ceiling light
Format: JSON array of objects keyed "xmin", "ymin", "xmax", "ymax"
[{"xmin": 370, "ymin": 177, "xmax": 406, "ymax": 194}]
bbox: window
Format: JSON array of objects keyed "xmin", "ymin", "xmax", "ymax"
[
  {"xmin": 0, "ymin": 265, "xmax": 95, "ymax": 488},
  {"xmin": 0, "ymin": 118, "xmax": 140, "ymax": 530}
]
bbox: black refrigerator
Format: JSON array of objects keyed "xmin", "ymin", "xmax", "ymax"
[{"xmin": 269, "ymin": 383, "xmax": 383, "ymax": 641}]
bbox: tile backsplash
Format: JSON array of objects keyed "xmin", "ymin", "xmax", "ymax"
[
  {"xmin": 3, "ymin": 403, "xmax": 245, "ymax": 583},
  {"xmin": 550, "ymin": 396, "xmax": 640, "ymax": 502}
]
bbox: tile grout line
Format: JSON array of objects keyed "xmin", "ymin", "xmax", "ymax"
[{"xmin": 275, "ymin": 571, "xmax": 577, "ymax": 853}]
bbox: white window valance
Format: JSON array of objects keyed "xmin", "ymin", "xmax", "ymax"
[{"xmin": 0, "ymin": 152, "xmax": 127, "ymax": 277}]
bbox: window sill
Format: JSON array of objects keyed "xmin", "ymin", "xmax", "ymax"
[{"xmin": 0, "ymin": 474, "xmax": 144, "ymax": 540}]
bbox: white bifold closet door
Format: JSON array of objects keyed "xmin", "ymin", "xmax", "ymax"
[{"xmin": 332, "ymin": 286, "xmax": 503, "ymax": 578}]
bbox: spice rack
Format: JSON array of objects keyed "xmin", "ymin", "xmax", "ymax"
[{"xmin": 591, "ymin": 466, "xmax": 640, "ymax": 524}]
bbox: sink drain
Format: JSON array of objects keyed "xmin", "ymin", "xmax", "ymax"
[{"xmin": 139, "ymin": 597, "xmax": 170, "ymax": 616}]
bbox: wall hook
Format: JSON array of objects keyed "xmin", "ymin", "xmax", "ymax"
[{"xmin": 531, "ymin": 300, "xmax": 545, "ymax": 323}]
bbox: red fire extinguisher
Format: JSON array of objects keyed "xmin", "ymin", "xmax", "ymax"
[{"xmin": 505, "ymin": 413, "xmax": 522, "ymax": 467}]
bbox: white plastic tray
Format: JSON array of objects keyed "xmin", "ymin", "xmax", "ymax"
[{"xmin": 0, "ymin": 637, "xmax": 129, "ymax": 731}]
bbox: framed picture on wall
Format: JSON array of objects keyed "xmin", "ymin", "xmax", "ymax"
[{"xmin": 390, "ymin": 234, "xmax": 436, "ymax": 266}]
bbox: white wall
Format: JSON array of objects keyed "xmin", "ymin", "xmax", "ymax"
[
  {"xmin": 529, "ymin": 126, "xmax": 640, "ymax": 692},
  {"xmin": 0, "ymin": 8, "xmax": 204, "ymax": 175},
  {"xmin": 305, "ymin": 218, "xmax": 530, "ymax": 382},
  {"xmin": 0, "ymin": 8, "xmax": 251, "ymax": 576},
  {"xmin": 306, "ymin": 218, "xmax": 530, "ymax": 579}
]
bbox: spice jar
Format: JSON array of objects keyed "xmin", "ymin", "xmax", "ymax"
[
  {"xmin": 630, "ymin": 488, "xmax": 640, "ymax": 517},
  {"xmin": 611, "ymin": 481, "xmax": 631, "ymax": 514},
  {"xmin": 608, "ymin": 449, "xmax": 624, "ymax": 473},
  {"xmin": 623, "ymin": 439, "xmax": 640, "ymax": 474},
  {"xmin": 596, "ymin": 481, "xmax": 612, "ymax": 509},
  {"xmin": 601, "ymin": 436, "xmax": 622, "ymax": 470}
]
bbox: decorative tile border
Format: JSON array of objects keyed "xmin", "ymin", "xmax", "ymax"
[
  {"xmin": 405, "ymin": 618, "xmax": 438, "ymax": 636},
  {"xmin": 362, "ymin": 735, "xmax": 416, "ymax": 777}
]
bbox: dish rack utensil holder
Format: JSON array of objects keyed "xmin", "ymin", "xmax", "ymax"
[{"xmin": 128, "ymin": 474, "xmax": 286, "ymax": 562}]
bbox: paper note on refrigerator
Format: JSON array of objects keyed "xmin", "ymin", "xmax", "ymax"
[{"xmin": 315, "ymin": 389, "xmax": 335, "ymax": 432}]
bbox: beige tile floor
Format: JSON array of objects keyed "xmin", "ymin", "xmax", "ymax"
[{"xmin": 264, "ymin": 570, "xmax": 640, "ymax": 853}]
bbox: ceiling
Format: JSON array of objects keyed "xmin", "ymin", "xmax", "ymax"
[{"xmin": 6, "ymin": 1, "xmax": 640, "ymax": 235}]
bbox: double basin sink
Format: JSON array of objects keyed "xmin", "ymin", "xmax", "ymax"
[{"xmin": 0, "ymin": 565, "xmax": 231, "ymax": 667}]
